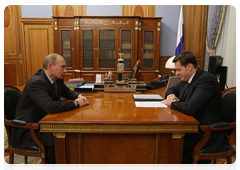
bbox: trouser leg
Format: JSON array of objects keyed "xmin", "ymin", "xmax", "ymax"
[{"xmin": 182, "ymin": 133, "xmax": 203, "ymax": 164}]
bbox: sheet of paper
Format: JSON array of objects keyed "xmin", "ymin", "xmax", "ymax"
[
  {"xmin": 96, "ymin": 74, "xmax": 102, "ymax": 83},
  {"xmin": 135, "ymin": 101, "xmax": 167, "ymax": 108},
  {"xmin": 133, "ymin": 94, "xmax": 164, "ymax": 100}
]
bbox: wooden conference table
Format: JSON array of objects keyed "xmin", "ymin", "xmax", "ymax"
[{"xmin": 37, "ymin": 86, "xmax": 199, "ymax": 164}]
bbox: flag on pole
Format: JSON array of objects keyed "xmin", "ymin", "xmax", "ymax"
[{"xmin": 175, "ymin": 6, "xmax": 184, "ymax": 55}]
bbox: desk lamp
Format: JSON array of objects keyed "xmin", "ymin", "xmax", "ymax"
[{"xmin": 165, "ymin": 56, "xmax": 175, "ymax": 76}]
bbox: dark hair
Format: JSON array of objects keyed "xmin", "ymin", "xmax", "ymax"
[
  {"xmin": 173, "ymin": 51, "xmax": 198, "ymax": 69},
  {"xmin": 42, "ymin": 53, "xmax": 59, "ymax": 70}
]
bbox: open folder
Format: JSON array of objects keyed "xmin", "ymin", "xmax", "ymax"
[{"xmin": 132, "ymin": 94, "xmax": 164, "ymax": 101}]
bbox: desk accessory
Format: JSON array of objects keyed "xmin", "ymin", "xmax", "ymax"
[
  {"xmin": 66, "ymin": 78, "xmax": 85, "ymax": 87},
  {"xmin": 94, "ymin": 53, "xmax": 146, "ymax": 92}
]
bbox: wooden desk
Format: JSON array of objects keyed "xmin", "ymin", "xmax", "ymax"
[{"xmin": 39, "ymin": 88, "xmax": 199, "ymax": 164}]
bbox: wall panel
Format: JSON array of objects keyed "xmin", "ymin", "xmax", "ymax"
[
  {"xmin": 183, "ymin": 5, "xmax": 207, "ymax": 69},
  {"xmin": 4, "ymin": 63, "xmax": 18, "ymax": 85},
  {"xmin": 122, "ymin": 5, "xmax": 155, "ymax": 17},
  {"xmin": 4, "ymin": 5, "xmax": 24, "ymax": 86},
  {"xmin": 52, "ymin": 5, "xmax": 86, "ymax": 17},
  {"xmin": 23, "ymin": 21, "xmax": 54, "ymax": 79},
  {"xmin": 4, "ymin": 6, "xmax": 19, "ymax": 56}
]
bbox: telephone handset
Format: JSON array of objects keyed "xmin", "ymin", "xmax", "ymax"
[{"xmin": 158, "ymin": 74, "xmax": 171, "ymax": 85}]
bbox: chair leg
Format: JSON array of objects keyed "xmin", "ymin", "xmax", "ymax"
[
  {"xmin": 42, "ymin": 158, "xmax": 46, "ymax": 170},
  {"xmin": 213, "ymin": 159, "xmax": 217, "ymax": 170},
  {"xmin": 227, "ymin": 156, "xmax": 232, "ymax": 164},
  {"xmin": 24, "ymin": 156, "xmax": 28, "ymax": 164},
  {"xmin": 192, "ymin": 160, "xmax": 198, "ymax": 170},
  {"xmin": 9, "ymin": 152, "xmax": 14, "ymax": 164}
]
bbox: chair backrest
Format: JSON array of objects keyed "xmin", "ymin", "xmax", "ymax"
[
  {"xmin": 221, "ymin": 88, "xmax": 236, "ymax": 123},
  {"xmin": 132, "ymin": 60, "xmax": 140, "ymax": 79},
  {"xmin": 4, "ymin": 85, "xmax": 21, "ymax": 120}
]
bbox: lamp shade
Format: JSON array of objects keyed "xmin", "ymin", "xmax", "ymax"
[{"xmin": 165, "ymin": 56, "xmax": 175, "ymax": 69}]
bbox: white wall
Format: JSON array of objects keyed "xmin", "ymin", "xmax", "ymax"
[{"xmin": 216, "ymin": 5, "xmax": 236, "ymax": 88}]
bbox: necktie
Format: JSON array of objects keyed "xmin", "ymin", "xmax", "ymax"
[
  {"xmin": 52, "ymin": 82, "xmax": 58, "ymax": 95},
  {"xmin": 182, "ymin": 82, "xmax": 189, "ymax": 98}
]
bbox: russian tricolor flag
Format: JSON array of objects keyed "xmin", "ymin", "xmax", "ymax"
[{"xmin": 175, "ymin": 6, "xmax": 184, "ymax": 55}]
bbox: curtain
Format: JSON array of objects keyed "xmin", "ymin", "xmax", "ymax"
[
  {"xmin": 216, "ymin": 5, "xmax": 238, "ymax": 87},
  {"xmin": 204, "ymin": 5, "xmax": 226, "ymax": 71}
]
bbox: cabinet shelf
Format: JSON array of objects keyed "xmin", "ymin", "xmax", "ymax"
[
  {"xmin": 121, "ymin": 44, "xmax": 132, "ymax": 49},
  {"xmin": 83, "ymin": 48, "xmax": 93, "ymax": 50}
]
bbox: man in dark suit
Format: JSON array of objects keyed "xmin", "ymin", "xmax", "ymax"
[
  {"xmin": 161, "ymin": 51, "xmax": 223, "ymax": 163},
  {"xmin": 10, "ymin": 53, "xmax": 89, "ymax": 163}
]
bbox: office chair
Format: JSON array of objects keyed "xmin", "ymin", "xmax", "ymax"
[
  {"xmin": 192, "ymin": 87, "xmax": 236, "ymax": 164},
  {"xmin": 123, "ymin": 60, "xmax": 140, "ymax": 80},
  {"xmin": 4, "ymin": 85, "xmax": 46, "ymax": 164}
]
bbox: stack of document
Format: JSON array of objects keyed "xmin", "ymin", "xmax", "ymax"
[
  {"xmin": 133, "ymin": 94, "xmax": 167, "ymax": 108},
  {"xmin": 74, "ymin": 83, "xmax": 94, "ymax": 92}
]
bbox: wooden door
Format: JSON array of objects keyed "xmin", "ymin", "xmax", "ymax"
[
  {"xmin": 24, "ymin": 24, "xmax": 54, "ymax": 80},
  {"xmin": 138, "ymin": 18, "xmax": 161, "ymax": 81},
  {"xmin": 79, "ymin": 27, "xmax": 96, "ymax": 82}
]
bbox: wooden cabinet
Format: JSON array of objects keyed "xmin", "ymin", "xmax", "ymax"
[
  {"xmin": 139, "ymin": 18, "xmax": 161, "ymax": 81},
  {"xmin": 53, "ymin": 16, "xmax": 162, "ymax": 82},
  {"xmin": 53, "ymin": 17, "xmax": 77, "ymax": 81}
]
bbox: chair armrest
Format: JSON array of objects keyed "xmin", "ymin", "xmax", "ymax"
[
  {"xmin": 5, "ymin": 119, "xmax": 39, "ymax": 130},
  {"xmin": 200, "ymin": 122, "xmax": 236, "ymax": 132},
  {"xmin": 11, "ymin": 119, "xmax": 28, "ymax": 126},
  {"xmin": 212, "ymin": 122, "xmax": 229, "ymax": 128},
  {"xmin": 4, "ymin": 118, "xmax": 45, "ymax": 155},
  {"xmin": 193, "ymin": 122, "xmax": 236, "ymax": 156}
]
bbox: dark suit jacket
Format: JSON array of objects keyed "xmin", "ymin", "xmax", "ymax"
[
  {"xmin": 166, "ymin": 68, "xmax": 222, "ymax": 126},
  {"xmin": 10, "ymin": 69, "xmax": 80, "ymax": 148},
  {"xmin": 165, "ymin": 68, "xmax": 227, "ymax": 152}
]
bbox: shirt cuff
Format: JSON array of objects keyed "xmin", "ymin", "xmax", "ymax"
[{"xmin": 167, "ymin": 94, "xmax": 175, "ymax": 98}]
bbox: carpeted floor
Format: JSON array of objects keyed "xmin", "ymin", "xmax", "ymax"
[{"xmin": 4, "ymin": 129, "xmax": 238, "ymax": 170}]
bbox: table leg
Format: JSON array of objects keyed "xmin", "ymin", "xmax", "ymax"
[
  {"xmin": 54, "ymin": 132, "xmax": 67, "ymax": 164},
  {"xmin": 171, "ymin": 133, "xmax": 184, "ymax": 163}
]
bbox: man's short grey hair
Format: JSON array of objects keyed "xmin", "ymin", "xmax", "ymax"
[{"xmin": 42, "ymin": 53, "xmax": 60, "ymax": 70}]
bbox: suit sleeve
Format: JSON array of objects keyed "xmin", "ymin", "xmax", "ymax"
[
  {"xmin": 171, "ymin": 76, "xmax": 217, "ymax": 116},
  {"xmin": 60, "ymin": 80, "xmax": 81, "ymax": 100},
  {"xmin": 165, "ymin": 82, "xmax": 181, "ymax": 99},
  {"xmin": 29, "ymin": 80, "xmax": 76, "ymax": 114}
]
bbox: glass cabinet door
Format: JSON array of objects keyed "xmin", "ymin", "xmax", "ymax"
[
  {"xmin": 82, "ymin": 30, "xmax": 93, "ymax": 68},
  {"xmin": 61, "ymin": 30, "xmax": 72, "ymax": 67},
  {"xmin": 99, "ymin": 30, "xmax": 115, "ymax": 68},
  {"xmin": 143, "ymin": 30, "xmax": 154, "ymax": 68},
  {"xmin": 121, "ymin": 30, "xmax": 132, "ymax": 68}
]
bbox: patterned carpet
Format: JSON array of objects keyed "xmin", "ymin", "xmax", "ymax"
[{"xmin": 4, "ymin": 128, "xmax": 238, "ymax": 170}]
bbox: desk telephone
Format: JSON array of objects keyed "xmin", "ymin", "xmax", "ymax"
[
  {"xmin": 149, "ymin": 74, "xmax": 171, "ymax": 89},
  {"xmin": 158, "ymin": 74, "xmax": 171, "ymax": 85}
]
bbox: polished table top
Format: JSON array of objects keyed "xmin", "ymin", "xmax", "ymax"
[{"xmin": 38, "ymin": 87, "xmax": 199, "ymax": 132}]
